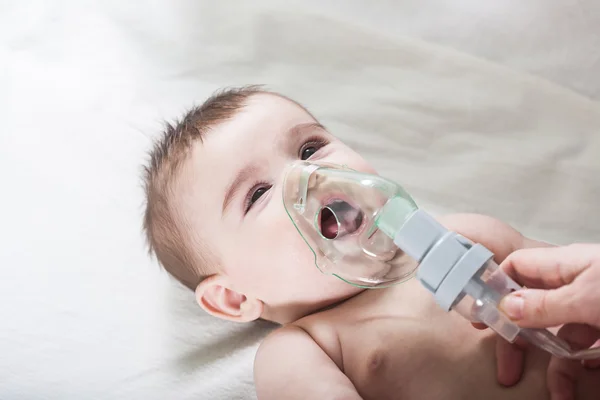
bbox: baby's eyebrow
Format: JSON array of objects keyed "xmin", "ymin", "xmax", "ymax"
[
  {"xmin": 290, "ymin": 122, "xmax": 325, "ymax": 136},
  {"xmin": 222, "ymin": 163, "xmax": 261, "ymax": 216},
  {"xmin": 275, "ymin": 121, "xmax": 327, "ymax": 152},
  {"xmin": 284, "ymin": 122, "xmax": 326, "ymax": 141}
]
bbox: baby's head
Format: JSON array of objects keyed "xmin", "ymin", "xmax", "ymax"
[{"xmin": 143, "ymin": 86, "xmax": 376, "ymax": 324}]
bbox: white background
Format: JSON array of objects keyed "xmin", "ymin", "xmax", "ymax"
[{"xmin": 1, "ymin": 1, "xmax": 599, "ymax": 399}]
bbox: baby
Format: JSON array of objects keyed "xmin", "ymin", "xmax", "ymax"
[{"xmin": 142, "ymin": 86, "xmax": 600, "ymax": 399}]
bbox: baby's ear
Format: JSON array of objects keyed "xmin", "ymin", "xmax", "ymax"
[{"xmin": 195, "ymin": 275, "xmax": 263, "ymax": 322}]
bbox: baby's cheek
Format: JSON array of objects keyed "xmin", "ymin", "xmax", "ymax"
[
  {"xmin": 264, "ymin": 218, "xmax": 312, "ymax": 262},
  {"xmin": 257, "ymin": 216, "xmax": 317, "ymax": 275}
]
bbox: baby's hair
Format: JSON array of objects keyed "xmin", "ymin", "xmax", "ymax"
[{"xmin": 142, "ymin": 85, "xmax": 266, "ymax": 290}]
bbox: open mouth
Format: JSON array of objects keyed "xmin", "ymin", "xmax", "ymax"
[{"xmin": 318, "ymin": 200, "xmax": 364, "ymax": 239}]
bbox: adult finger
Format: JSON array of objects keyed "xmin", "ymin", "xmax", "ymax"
[
  {"xmin": 500, "ymin": 245, "xmax": 591, "ymax": 290},
  {"xmin": 547, "ymin": 324, "xmax": 600, "ymax": 400},
  {"xmin": 496, "ymin": 337, "xmax": 527, "ymax": 386},
  {"xmin": 499, "ymin": 286, "xmax": 584, "ymax": 329}
]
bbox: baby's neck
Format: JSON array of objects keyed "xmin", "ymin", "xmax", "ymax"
[
  {"xmin": 313, "ymin": 289, "xmax": 367, "ymax": 314},
  {"xmin": 289, "ymin": 277, "xmax": 431, "ymax": 326},
  {"xmin": 320, "ymin": 278, "xmax": 438, "ymax": 321}
]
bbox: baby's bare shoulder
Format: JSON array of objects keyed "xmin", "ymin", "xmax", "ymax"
[
  {"xmin": 255, "ymin": 311, "xmax": 345, "ymax": 370},
  {"xmin": 437, "ymin": 213, "xmax": 522, "ymax": 239},
  {"xmin": 254, "ymin": 324, "xmax": 359, "ymax": 400},
  {"xmin": 254, "ymin": 325, "xmax": 313, "ymax": 371},
  {"xmin": 436, "ymin": 213, "xmax": 549, "ymax": 260}
]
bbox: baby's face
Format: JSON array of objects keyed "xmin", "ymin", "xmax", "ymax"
[{"xmin": 183, "ymin": 94, "xmax": 377, "ymax": 322}]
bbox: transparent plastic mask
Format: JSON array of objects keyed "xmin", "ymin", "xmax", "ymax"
[{"xmin": 282, "ymin": 161, "xmax": 419, "ymax": 287}]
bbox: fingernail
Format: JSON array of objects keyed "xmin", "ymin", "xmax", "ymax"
[{"xmin": 500, "ymin": 294, "xmax": 524, "ymax": 320}]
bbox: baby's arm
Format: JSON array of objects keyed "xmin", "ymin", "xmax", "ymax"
[{"xmin": 254, "ymin": 326, "xmax": 362, "ymax": 400}]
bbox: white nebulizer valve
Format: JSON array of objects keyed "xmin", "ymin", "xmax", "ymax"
[
  {"xmin": 378, "ymin": 199, "xmax": 600, "ymax": 360},
  {"xmin": 389, "ymin": 209, "xmax": 523, "ymax": 342}
]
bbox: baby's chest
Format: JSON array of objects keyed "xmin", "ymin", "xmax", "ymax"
[{"xmin": 334, "ymin": 316, "xmax": 497, "ymax": 400}]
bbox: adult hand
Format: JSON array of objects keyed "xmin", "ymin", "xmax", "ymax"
[{"xmin": 495, "ymin": 244, "xmax": 600, "ymax": 399}]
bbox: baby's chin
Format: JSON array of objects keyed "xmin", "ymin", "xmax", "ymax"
[
  {"xmin": 313, "ymin": 278, "xmax": 364, "ymax": 307},
  {"xmin": 261, "ymin": 279, "xmax": 363, "ymax": 323}
]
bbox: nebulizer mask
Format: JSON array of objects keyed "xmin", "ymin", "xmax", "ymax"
[{"xmin": 283, "ymin": 161, "xmax": 600, "ymax": 361}]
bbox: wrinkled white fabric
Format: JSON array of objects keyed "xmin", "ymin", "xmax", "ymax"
[{"xmin": 1, "ymin": 1, "xmax": 599, "ymax": 399}]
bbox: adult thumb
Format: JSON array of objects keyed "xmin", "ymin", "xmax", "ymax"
[{"xmin": 500, "ymin": 287, "xmax": 581, "ymax": 329}]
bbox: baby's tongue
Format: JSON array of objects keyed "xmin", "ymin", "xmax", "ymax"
[{"xmin": 320, "ymin": 208, "xmax": 339, "ymax": 239}]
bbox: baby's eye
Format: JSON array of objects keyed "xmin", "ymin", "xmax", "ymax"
[
  {"xmin": 299, "ymin": 137, "xmax": 329, "ymax": 160},
  {"xmin": 251, "ymin": 187, "xmax": 268, "ymax": 204},
  {"xmin": 301, "ymin": 146, "xmax": 317, "ymax": 160},
  {"xmin": 245, "ymin": 184, "xmax": 272, "ymax": 213}
]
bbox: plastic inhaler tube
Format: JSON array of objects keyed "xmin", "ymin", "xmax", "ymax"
[{"xmin": 376, "ymin": 198, "xmax": 600, "ymax": 360}]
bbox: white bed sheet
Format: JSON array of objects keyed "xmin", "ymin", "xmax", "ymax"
[{"xmin": 1, "ymin": 1, "xmax": 599, "ymax": 399}]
